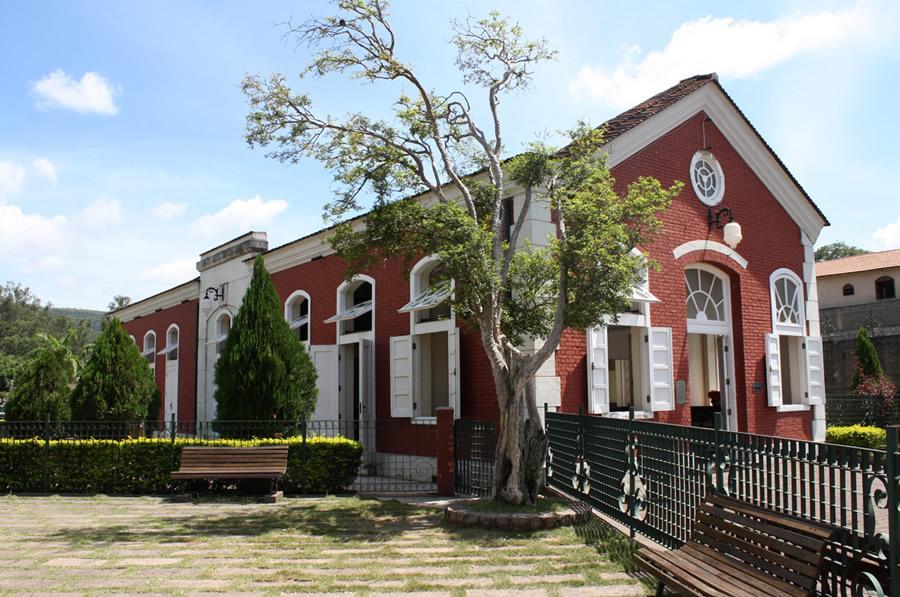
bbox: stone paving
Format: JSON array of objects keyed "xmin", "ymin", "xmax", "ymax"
[{"xmin": 0, "ymin": 495, "xmax": 646, "ymax": 596}]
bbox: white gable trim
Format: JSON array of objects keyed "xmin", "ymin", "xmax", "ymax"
[
  {"xmin": 604, "ymin": 84, "xmax": 827, "ymax": 243},
  {"xmin": 673, "ymin": 240, "xmax": 748, "ymax": 269}
]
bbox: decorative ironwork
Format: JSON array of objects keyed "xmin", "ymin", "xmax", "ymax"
[{"xmin": 618, "ymin": 431, "xmax": 646, "ymax": 521}]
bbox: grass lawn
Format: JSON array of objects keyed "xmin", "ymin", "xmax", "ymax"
[{"xmin": 0, "ymin": 494, "xmax": 645, "ymax": 595}]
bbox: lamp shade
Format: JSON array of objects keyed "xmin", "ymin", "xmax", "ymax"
[{"xmin": 723, "ymin": 220, "xmax": 742, "ymax": 249}]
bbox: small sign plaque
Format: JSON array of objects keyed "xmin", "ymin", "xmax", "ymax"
[{"xmin": 676, "ymin": 379, "xmax": 687, "ymax": 405}]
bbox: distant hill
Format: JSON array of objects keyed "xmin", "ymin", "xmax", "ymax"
[{"xmin": 49, "ymin": 307, "xmax": 106, "ymax": 333}]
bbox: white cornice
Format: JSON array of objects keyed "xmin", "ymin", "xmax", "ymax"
[
  {"xmin": 114, "ymin": 280, "xmax": 200, "ymax": 322},
  {"xmin": 673, "ymin": 240, "xmax": 748, "ymax": 269},
  {"xmin": 604, "ymin": 84, "xmax": 827, "ymax": 243}
]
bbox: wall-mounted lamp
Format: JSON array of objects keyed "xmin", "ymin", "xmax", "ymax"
[
  {"xmin": 203, "ymin": 284, "xmax": 226, "ymax": 302},
  {"xmin": 708, "ymin": 207, "xmax": 743, "ymax": 249}
]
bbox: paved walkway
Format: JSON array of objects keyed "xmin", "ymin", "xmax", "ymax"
[{"xmin": 0, "ymin": 495, "xmax": 645, "ymax": 596}]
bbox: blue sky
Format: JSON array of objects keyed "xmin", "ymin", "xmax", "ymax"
[{"xmin": 1, "ymin": 0, "xmax": 898, "ymax": 310}]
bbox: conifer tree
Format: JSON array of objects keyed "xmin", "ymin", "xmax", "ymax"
[
  {"xmin": 70, "ymin": 318, "xmax": 156, "ymax": 420},
  {"xmin": 852, "ymin": 327, "xmax": 884, "ymax": 391},
  {"xmin": 5, "ymin": 334, "xmax": 77, "ymax": 421},
  {"xmin": 214, "ymin": 256, "xmax": 318, "ymax": 423}
]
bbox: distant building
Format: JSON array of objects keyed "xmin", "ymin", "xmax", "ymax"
[{"xmin": 817, "ymin": 249, "xmax": 900, "ymax": 393}]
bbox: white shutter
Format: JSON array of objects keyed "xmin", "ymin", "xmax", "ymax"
[
  {"xmin": 804, "ymin": 336, "xmax": 825, "ymax": 406},
  {"xmin": 359, "ymin": 339, "xmax": 374, "ymax": 419},
  {"xmin": 586, "ymin": 327, "xmax": 610, "ymax": 414},
  {"xmin": 310, "ymin": 345, "xmax": 339, "ymax": 420},
  {"xmin": 646, "ymin": 327, "xmax": 674, "ymax": 412},
  {"xmin": 447, "ymin": 328, "xmax": 460, "ymax": 413},
  {"xmin": 390, "ymin": 335, "xmax": 413, "ymax": 418},
  {"xmin": 765, "ymin": 334, "xmax": 783, "ymax": 407}
]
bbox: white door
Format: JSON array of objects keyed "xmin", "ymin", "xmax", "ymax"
[
  {"xmin": 310, "ymin": 345, "xmax": 339, "ymax": 420},
  {"xmin": 586, "ymin": 327, "xmax": 610, "ymax": 414},
  {"xmin": 718, "ymin": 335, "xmax": 738, "ymax": 430},
  {"xmin": 164, "ymin": 360, "xmax": 178, "ymax": 424},
  {"xmin": 390, "ymin": 335, "xmax": 413, "ymax": 418},
  {"xmin": 359, "ymin": 338, "xmax": 374, "ymax": 420}
]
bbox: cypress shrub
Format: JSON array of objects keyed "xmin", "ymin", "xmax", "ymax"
[
  {"xmin": 852, "ymin": 327, "xmax": 884, "ymax": 391},
  {"xmin": 5, "ymin": 335, "xmax": 76, "ymax": 421},
  {"xmin": 214, "ymin": 256, "xmax": 317, "ymax": 428},
  {"xmin": 70, "ymin": 318, "xmax": 156, "ymax": 421}
]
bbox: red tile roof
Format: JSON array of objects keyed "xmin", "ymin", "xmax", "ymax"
[{"xmin": 816, "ymin": 248, "xmax": 900, "ymax": 277}]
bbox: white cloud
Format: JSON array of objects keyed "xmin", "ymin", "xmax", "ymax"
[
  {"xmin": 191, "ymin": 195, "xmax": 288, "ymax": 237},
  {"xmin": 78, "ymin": 198, "xmax": 123, "ymax": 229},
  {"xmin": 873, "ymin": 216, "xmax": 900, "ymax": 250},
  {"xmin": 0, "ymin": 161, "xmax": 26, "ymax": 197},
  {"xmin": 152, "ymin": 201, "xmax": 187, "ymax": 220},
  {"xmin": 32, "ymin": 69, "xmax": 120, "ymax": 115},
  {"xmin": 56, "ymin": 274, "xmax": 78, "ymax": 289},
  {"xmin": 570, "ymin": 9, "xmax": 870, "ymax": 107},
  {"xmin": 139, "ymin": 257, "xmax": 197, "ymax": 285},
  {"xmin": 32, "ymin": 158, "xmax": 57, "ymax": 185},
  {"xmin": 0, "ymin": 202, "xmax": 67, "ymax": 265}
]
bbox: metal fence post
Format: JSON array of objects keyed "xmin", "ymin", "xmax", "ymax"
[
  {"xmin": 713, "ymin": 412, "xmax": 724, "ymax": 494},
  {"xmin": 169, "ymin": 412, "xmax": 176, "ymax": 443},
  {"xmin": 301, "ymin": 412, "xmax": 308, "ymax": 493},
  {"xmin": 42, "ymin": 414, "xmax": 50, "ymax": 494},
  {"xmin": 887, "ymin": 425, "xmax": 900, "ymax": 597},
  {"xmin": 628, "ymin": 406, "xmax": 636, "ymax": 539}
]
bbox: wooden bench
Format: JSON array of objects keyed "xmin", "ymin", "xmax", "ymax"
[
  {"xmin": 634, "ymin": 494, "xmax": 837, "ymax": 597},
  {"xmin": 171, "ymin": 446, "xmax": 289, "ymax": 502}
]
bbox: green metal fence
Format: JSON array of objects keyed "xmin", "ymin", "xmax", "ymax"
[{"xmin": 546, "ymin": 408, "xmax": 897, "ymax": 596}]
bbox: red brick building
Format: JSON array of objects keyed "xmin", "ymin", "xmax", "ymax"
[{"xmin": 114, "ymin": 74, "xmax": 829, "ymax": 444}]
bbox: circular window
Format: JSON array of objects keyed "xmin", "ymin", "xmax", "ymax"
[{"xmin": 690, "ymin": 150, "xmax": 725, "ymax": 206}]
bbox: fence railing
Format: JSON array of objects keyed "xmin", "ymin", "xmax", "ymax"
[
  {"xmin": 826, "ymin": 394, "xmax": 900, "ymax": 427},
  {"xmin": 454, "ymin": 420, "xmax": 497, "ymax": 497},
  {"xmin": 0, "ymin": 417, "xmax": 438, "ymax": 494},
  {"xmin": 546, "ymin": 408, "xmax": 897, "ymax": 596}
]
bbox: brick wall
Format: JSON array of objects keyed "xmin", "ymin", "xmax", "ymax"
[
  {"xmin": 120, "ymin": 299, "xmax": 198, "ymax": 422},
  {"xmin": 556, "ymin": 112, "xmax": 813, "ymax": 440}
]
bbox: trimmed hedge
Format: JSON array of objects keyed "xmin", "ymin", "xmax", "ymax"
[
  {"xmin": 0, "ymin": 436, "xmax": 362, "ymax": 494},
  {"xmin": 825, "ymin": 425, "xmax": 887, "ymax": 449}
]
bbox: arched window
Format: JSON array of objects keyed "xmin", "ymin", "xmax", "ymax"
[
  {"xmin": 142, "ymin": 331, "xmax": 156, "ymax": 370},
  {"xmin": 842, "ymin": 284, "xmax": 855, "ymax": 296},
  {"xmin": 400, "ymin": 256, "xmax": 452, "ymax": 324},
  {"xmin": 326, "ymin": 276, "xmax": 374, "ymax": 335},
  {"xmin": 770, "ymin": 269, "xmax": 805, "ymax": 336},
  {"xmin": 876, "ymin": 276, "xmax": 896, "ymax": 300},
  {"xmin": 685, "ymin": 267, "xmax": 727, "ymax": 324},
  {"xmin": 285, "ymin": 291, "xmax": 311, "ymax": 343},
  {"xmin": 215, "ymin": 313, "xmax": 231, "ymax": 355},
  {"xmin": 165, "ymin": 325, "xmax": 179, "ymax": 361}
]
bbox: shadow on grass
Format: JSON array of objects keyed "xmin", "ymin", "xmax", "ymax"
[
  {"xmin": 46, "ymin": 496, "xmax": 439, "ymax": 545},
  {"xmin": 574, "ymin": 517, "xmax": 657, "ymax": 591}
]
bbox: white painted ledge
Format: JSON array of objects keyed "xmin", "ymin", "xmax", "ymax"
[{"xmin": 673, "ymin": 240, "xmax": 748, "ymax": 269}]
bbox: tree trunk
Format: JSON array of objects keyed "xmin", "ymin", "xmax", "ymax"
[{"xmin": 491, "ymin": 379, "xmax": 548, "ymax": 505}]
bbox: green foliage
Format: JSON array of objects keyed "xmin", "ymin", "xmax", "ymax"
[
  {"xmin": 0, "ymin": 282, "xmax": 96, "ymax": 403},
  {"xmin": 0, "ymin": 436, "xmax": 361, "ymax": 494},
  {"xmin": 214, "ymin": 257, "xmax": 318, "ymax": 428},
  {"xmin": 5, "ymin": 334, "xmax": 78, "ymax": 421},
  {"xmin": 107, "ymin": 295, "xmax": 132, "ymax": 312},
  {"xmin": 815, "ymin": 242, "xmax": 869, "ymax": 262},
  {"xmin": 70, "ymin": 318, "xmax": 156, "ymax": 421},
  {"xmin": 852, "ymin": 327, "xmax": 883, "ymax": 390},
  {"xmin": 825, "ymin": 425, "xmax": 886, "ymax": 449}
]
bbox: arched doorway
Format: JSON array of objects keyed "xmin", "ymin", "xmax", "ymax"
[{"xmin": 684, "ymin": 264, "xmax": 737, "ymax": 430}]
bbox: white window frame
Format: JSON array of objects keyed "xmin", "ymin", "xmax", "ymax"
[
  {"xmin": 685, "ymin": 263, "xmax": 731, "ymax": 336},
  {"xmin": 328, "ymin": 274, "xmax": 375, "ymax": 345},
  {"xmin": 690, "ymin": 150, "xmax": 725, "ymax": 206},
  {"xmin": 285, "ymin": 289, "xmax": 312, "ymax": 345},
  {"xmin": 142, "ymin": 331, "xmax": 157, "ymax": 374},
  {"xmin": 161, "ymin": 324, "xmax": 180, "ymax": 361},
  {"xmin": 770, "ymin": 268, "xmax": 805, "ymax": 337}
]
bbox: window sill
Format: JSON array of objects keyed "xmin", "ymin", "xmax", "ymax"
[
  {"xmin": 600, "ymin": 410, "xmax": 653, "ymax": 420},
  {"xmin": 411, "ymin": 417, "xmax": 437, "ymax": 425},
  {"xmin": 776, "ymin": 404, "xmax": 810, "ymax": 412}
]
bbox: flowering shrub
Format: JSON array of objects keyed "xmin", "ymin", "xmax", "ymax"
[{"xmin": 852, "ymin": 362, "xmax": 897, "ymax": 427}]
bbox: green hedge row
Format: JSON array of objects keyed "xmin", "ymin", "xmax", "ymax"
[
  {"xmin": 825, "ymin": 425, "xmax": 887, "ymax": 449},
  {"xmin": 0, "ymin": 436, "xmax": 362, "ymax": 494}
]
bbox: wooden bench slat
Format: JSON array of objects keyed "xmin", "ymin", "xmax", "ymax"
[
  {"xmin": 639, "ymin": 547, "xmax": 742, "ymax": 597},
  {"xmin": 172, "ymin": 446, "xmax": 289, "ymax": 486},
  {"xmin": 634, "ymin": 552, "xmax": 711, "ymax": 597},
  {"xmin": 680, "ymin": 543, "xmax": 806, "ymax": 597},
  {"xmin": 708, "ymin": 494, "xmax": 836, "ymax": 540},
  {"xmin": 701, "ymin": 502, "xmax": 829, "ymax": 554},
  {"xmin": 696, "ymin": 508, "xmax": 823, "ymax": 565}
]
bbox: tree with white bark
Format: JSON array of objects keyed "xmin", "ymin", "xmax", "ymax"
[{"xmin": 243, "ymin": 0, "xmax": 681, "ymax": 504}]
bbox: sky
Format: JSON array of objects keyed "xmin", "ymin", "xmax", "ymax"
[{"xmin": 1, "ymin": 0, "xmax": 898, "ymax": 310}]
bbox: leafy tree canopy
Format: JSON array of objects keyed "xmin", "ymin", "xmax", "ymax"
[
  {"xmin": 70, "ymin": 318, "xmax": 156, "ymax": 421},
  {"xmin": 214, "ymin": 256, "xmax": 318, "ymax": 425},
  {"xmin": 5, "ymin": 333, "xmax": 78, "ymax": 421},
  {"xmin": 815, "ymin": 242, "xmax": 869, "ymax": 262},
  {"xmin": 107, "ymin": 295, "xmax": 132, "ymax": 312}
]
